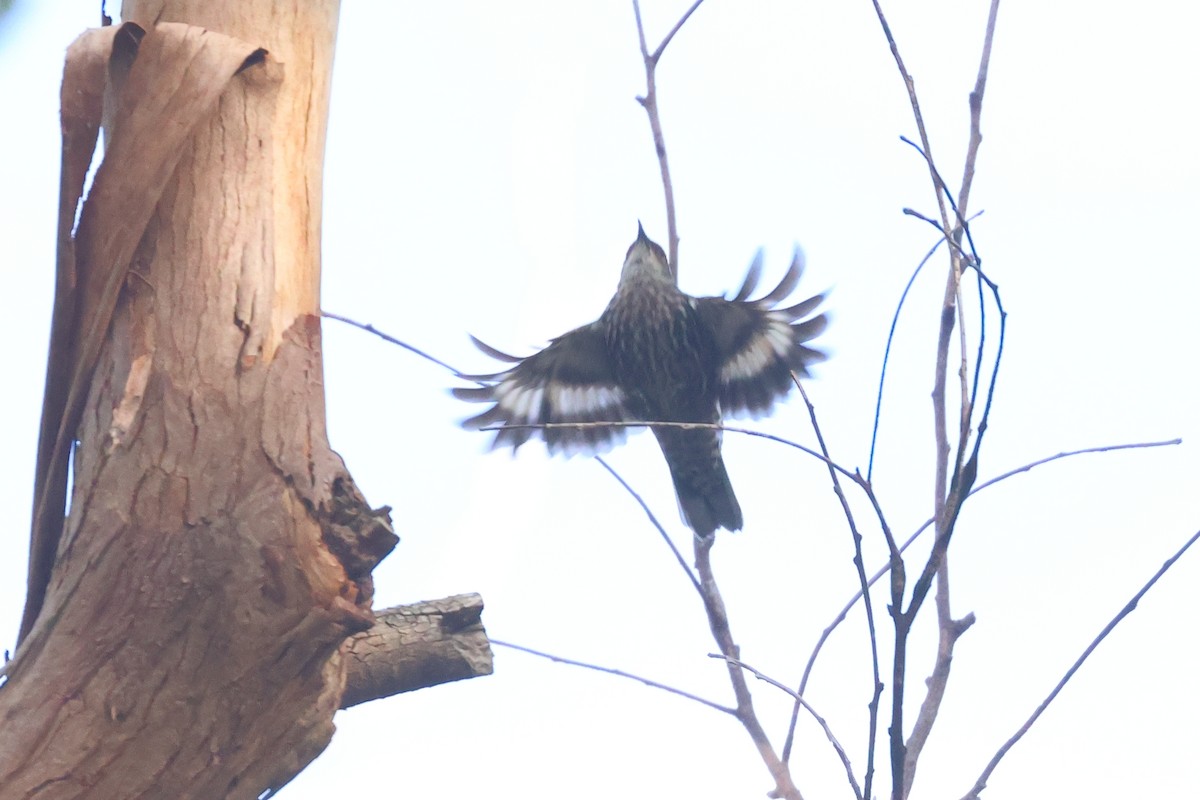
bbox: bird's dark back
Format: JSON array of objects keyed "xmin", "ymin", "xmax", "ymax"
[{"xmin": 601, "ymin": 280, "xmax": 720, "ymax": 424}]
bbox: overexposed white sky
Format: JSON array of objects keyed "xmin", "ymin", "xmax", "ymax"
[{"xmin": 2, "ymin": 2, "xmax": 1198, "ymax": 798}]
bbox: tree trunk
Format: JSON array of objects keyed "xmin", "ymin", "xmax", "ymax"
[{"xmin": 0, "ymin": 3, "xmax": 408, "ymax": 797}]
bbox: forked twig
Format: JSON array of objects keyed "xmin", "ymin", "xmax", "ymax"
[
  {"xmin": 868, "ymin": 0, "xmax": 952, "ymax": 237},
  {"xmin": 714, "ymin": 654, "xmax": 863, "ymax": 800},
  {"xmin": 632, "ymin": 0, "xmax": 706, "ymax": 275}
]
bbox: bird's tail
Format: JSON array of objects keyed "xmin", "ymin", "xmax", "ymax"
[{"xmin": 655, "ymin": 429, "xmax": 743, "ymax": 537}]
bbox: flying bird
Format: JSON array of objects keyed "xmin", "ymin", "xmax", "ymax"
[{"xmin": 455, "ymin": 224, "xmax": 828, "ymax": 537}]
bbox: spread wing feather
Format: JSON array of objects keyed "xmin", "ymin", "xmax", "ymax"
[
  {"xmin": 695, "ymin": 247, "xmax": 828, "ymax": 419},
  {"xmin": 731, "ymin": 249, "xmax": 764, "ymax": 302},
  {"xmin": 453, "ymin": 323, "xmax": 632, "ymax": 456}
]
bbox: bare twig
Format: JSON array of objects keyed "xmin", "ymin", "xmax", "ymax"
[
  {"xmin": 714, "ymin": 654, "xmax": 863, "ymax": 800},
  {"xmin": 492, "ymin": 639, "xmax": 735, "ymax": 715},
  {"xmin": 973, "ymin": 440, "xmax": 1181, "ymax": 491},
  {"xmin": 959, "ymin": 528, "xmax": 1200, "ymax": 800},
  {"xmin": 781, "ymin": 382, "xmax": 881, "ymax": 800},
  {"xmin": 695, "ymin": 537, "xmax": 802, "ymax": 800},
  {"xmin": 596, "ymin": 456, "xmax": 703, "ymax": 598},
  {"xmin": 322, "ymin": 310, "xmax": 463, "ymax": 375},
  {"xmin": 869, "ymin": 0, "xmax": 953, "ymax": 237},
  {"xmin": 646, "ymin": 0, "xmax": 706, "ymax": 61},
  {"xmin": 957, "ymin": 0, "xmax": 1002, "ymax": 220},
  {"xmin": 632, "ymin": 0, "xmax": 706, "ymax": 275}
]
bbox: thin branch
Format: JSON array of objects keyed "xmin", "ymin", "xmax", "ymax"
[
  {"xmin": 632, "ymin": 0, "xmax": 705, "ymax": 275},
  {"xmin": 973, "ymin": 440, "xmax": 1180, "ymax": 492},
  {"xmin": 595, "ymin": 456, "xmax": 704, "ymax": 598},
  {"xmin": 959, "ymin": 527, "xmax": 1200, "ymax": 800},
  {"xmin": 694, "ymin": 537, "xmax": 803, "ymax": 800},
  {"xmin": 957, "ymin": 0, "xmax": 1002, "ymax": 220},
  {"xmin": 648, "ymin": 0, "xmax": 706, "ymax": 61},
  {"xmin": 322, "ymin": 311, "xmax": 462, "ymax": 375},
  {"xmin": 869, "ymin": 0, "xmax": 953, "ymax": 238},
  {"xmin": 781, "ymin": 382, "xmax": 880, "ymax": 800},
  {"xmin": 714, "ymin": 654, "xmax": 863, "ymax": 800},
  {"xmin": 492, "ymin": 639, "xmax": 735, "ymax": 715}
]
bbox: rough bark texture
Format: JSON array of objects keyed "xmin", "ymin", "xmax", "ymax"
[
  {"xmin": 342, "ymin": 594, "xmax": 494, "ymax": 709},
  {"xmin": 0, "ymin": 3, "xmax": 407, "ymax": 797}
]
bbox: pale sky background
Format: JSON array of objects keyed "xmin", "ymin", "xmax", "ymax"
[{"xmin": 1, "ymin": 2, "xmax": 1198, "ymax": 798}]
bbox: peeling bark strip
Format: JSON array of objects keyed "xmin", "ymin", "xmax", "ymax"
[
  {"xmin": 24, "ymin": 21, "xmax": 267, "ymax": 643},
  {"xmin": 1, "ymin": 5, "xmax": 400, "ymax": 798}
]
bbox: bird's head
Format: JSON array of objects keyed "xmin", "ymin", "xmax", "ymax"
[{"xmin": 620, "ymin": 222, "xmax": 674, "ymax": 287}]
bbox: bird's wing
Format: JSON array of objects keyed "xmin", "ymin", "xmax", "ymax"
[
  {"xmin": 453, "ymin": 322, "xmax": 632, "ymax": 456},
  {"xmin": 694, "ymin": 248, "xmax": 828, "ymax": 418}
]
